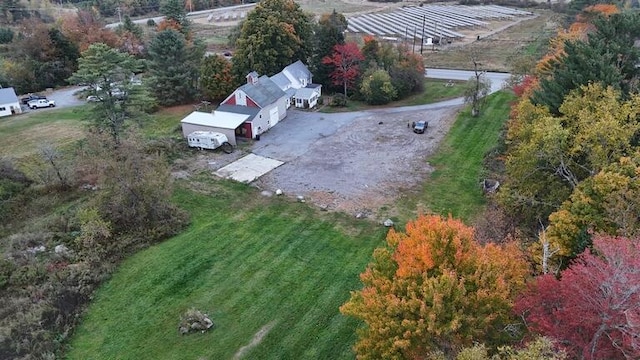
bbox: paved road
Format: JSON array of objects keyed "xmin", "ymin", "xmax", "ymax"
[
  {"xmin": 425, "ymin": 68, "xmax": 511, "ymax": 93},
  {"xmin": 252, "ymin": 69, "xmax": 512, "ymax": 177},
  {"xmin": 21, "ymin": 86, "xmax": 86, "ymax": 113},
  {"xmin": 105, "ymin": 3, "xmax": 256, "ymax": 28},
  {"xmin": 251, "ymin": 97, "xmax": 467, "ymax": 163}
]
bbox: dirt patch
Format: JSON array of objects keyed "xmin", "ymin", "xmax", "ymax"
[
  {"xmin": 254, "ymin": 106, "xmax": 461, "ymax": 216},
  {"xmin": 233, "ymin": 321, "xmax": 277, "ymax": 359}
]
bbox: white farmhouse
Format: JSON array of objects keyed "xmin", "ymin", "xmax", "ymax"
[
  {"xmin": 270, "ymin": 60, "xmax": 322, "ymax": 109},
  {"xmin": 0, "ymin": 88, "xmax": 22, "ymax": 117}
]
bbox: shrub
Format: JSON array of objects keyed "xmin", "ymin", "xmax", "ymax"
[
  {"xmin": 330, "ymin": 93, "xmax": 347, "ymax": 107},
  {"xmin": 0, "ymin": 27, "xmax": 13, "ymax": 44},
  {"xmin": 147, "ymin": 19, "xmax": 156, "ymax": 27},
  {"xmin": 360, "ymin": 69, "xmax": 397, "ymax": 105}
]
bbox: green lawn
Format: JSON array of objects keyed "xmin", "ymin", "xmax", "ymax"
[
  {"xmin": 320, "ymin": 79, "xmax": 466, "ymax": 113},
  {"xmin": 0, "ymin": 107, "xmax": 88, "ymax": 158},
  {"xmin": 66, "ymin": 179, "xmax": 385, "ymax": 359},
  {"xmin": 401, "ymin": 91, "xmax": 515, "ymax": 222}
]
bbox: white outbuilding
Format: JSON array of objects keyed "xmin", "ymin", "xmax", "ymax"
[
  {"xmin": 180, "ymin": 111, "xmax": 250, "ymax": 146},
  {"xmin": 0, "ymin": 88, "xmax": 22, "ymax": 117}
]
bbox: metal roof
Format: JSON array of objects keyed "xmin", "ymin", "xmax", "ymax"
[
  {"xmin": 283, "ymin": 60, "xmax": 312, "ymax": 82},
  {"xmin": 295, "ymin": 87, "xmax": 319, "ymax": 99},
  {"xmin": 0, "ymin": 88, "xmax": 19, "ymax": 104},
  {"xmin": 180, "ymin": 111, "xmax": 249, "ymax": 129},
  {"xmin": 216, "ymin": 104, "xmax": 260, "ymax": 117},
  {"xmin": 238, "ymin": 75, "xmax": 285, "ymax": 108},
  {"xmin": 270, "ymin": 73, "xmax": 291, "ymax": 90}
]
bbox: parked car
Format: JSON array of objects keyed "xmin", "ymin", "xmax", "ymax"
[
  {"xmin": 28, "ymin": 99, "xmax": 56, "ymax": 109},
  {"xmin": 86, "ymin": 95, "xmax": 101, "ymax": 102},
  {"xmin": 21, "ymin": 94, "xmax": 47, "ymax": 105},
  {"xmin": 413, "ymin": 120, "xmax": 428, "ymax": 134}
]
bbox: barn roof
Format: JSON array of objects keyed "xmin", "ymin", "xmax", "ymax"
[
  {"xmin": 0, "ymin": 88, "xmax": 19, "ymax": 105},
  {"xmin": 180, "ymin": 111, "xmax": 249, "ymax": 130},
  {"xmin": 216, "ymin": 104, "xmax": 260, "ymax": 117},
  {"xmin": 238, "ymin": 75, "xmax": 285, "ymax": 108}
]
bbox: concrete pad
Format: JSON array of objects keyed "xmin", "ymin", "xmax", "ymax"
[{"xmin": 214, "ymin": 153, "xmax": 284, "ymax": 183}]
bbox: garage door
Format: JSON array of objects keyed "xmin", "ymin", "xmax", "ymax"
[{"xmin": 269, "ymin": 107, "xmax": 279, "ymax": 127}]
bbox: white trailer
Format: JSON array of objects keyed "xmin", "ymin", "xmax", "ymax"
[{"xmin": 187, "ymin": 131, "xmax": 233, "ymax": 153}]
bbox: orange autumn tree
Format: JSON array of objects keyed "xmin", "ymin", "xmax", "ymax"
[
  {"xmin": 341, "ymin": 215, "xmax": 529, "ymax": 359},
  {"xmin": 536, "ymin": 4, "xmax": 619, "ymax": 76}
]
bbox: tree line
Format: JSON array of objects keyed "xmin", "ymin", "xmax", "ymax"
[{"xmin": 339, "ymin": 4, "xmax": 640, "ymax": 360}]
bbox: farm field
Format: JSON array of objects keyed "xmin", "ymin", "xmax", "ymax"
[{"xmin": 422, "ymin": 10, "xmax": 560, "ymax": 72}]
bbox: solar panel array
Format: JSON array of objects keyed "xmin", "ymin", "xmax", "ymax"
[{"xmin": 347, "ymin": 5, "xmax": 533, "ymax": 41}]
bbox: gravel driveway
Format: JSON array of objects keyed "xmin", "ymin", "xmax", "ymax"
[
  {"xmin": 20, "ymin": 86, "xmax": 85, "ymax": 112},
  {"xmin": 250, "ymin": 100, "xmax": 463, "ymax": 214}
]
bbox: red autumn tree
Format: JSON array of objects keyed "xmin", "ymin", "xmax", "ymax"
[
  {"xmin": 322, "ymin": 42, "xmax": 364, "ymax": 98},
  {"xmin": 341, "ymin": 215, "xmax": 529, "ymax": 359},
  {"xmin": 515, "ymin": 235, "xmax": 640, "ymax": 360}
]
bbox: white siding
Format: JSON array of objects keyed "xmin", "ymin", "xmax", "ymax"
[
  {"xmin": 0, "ymin": 101, "xmax": 21, "ymax": 117},
  {"xmin": 235, "ymin": 91, "xmax": 247, "ymax": 106},
  {"xmin": 181, "ymin": 123, "xmax": 237, "ymax": 146},
  {"xmin": 269, "ymin": 107, "xmax": 279, "ymax": 126}
]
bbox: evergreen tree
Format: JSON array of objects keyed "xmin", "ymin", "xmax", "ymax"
[
  {"xmin": 160, "ymin": 0, "xmax": 190, "ymax": 35},
  {"xmin": 68, "ymin": 43, "xmax": 150, "ymax": 145},
  {"xmin": 531, "ymin": 12, "xmax": 640, "ymax": 115},
  {"xmin": 147, "ymin": 29, "xmax": 204, "ymax": 106},
  {"xmin": 48, "ymin": 28, "xmax": 80, "ymax": 85}
]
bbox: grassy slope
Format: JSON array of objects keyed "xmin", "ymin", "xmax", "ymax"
[
  {"xmin": 320, "ymin": 79, "xmax": 466, "ymax": 113},
  {"xmin": 0, "ymin": 108, "xmax": 87, "ymax": 158},
  {"xmin": 401, "ymin": 91, "xmax": 515, "ymax": 222},
  {"xmin": 66, "ymin": 180, "xmax": 385, "ymax": 359}
]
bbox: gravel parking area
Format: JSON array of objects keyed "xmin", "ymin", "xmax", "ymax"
[{"xmin": 251, "ymin": 103, "xmax": 462, "ymax": 214}]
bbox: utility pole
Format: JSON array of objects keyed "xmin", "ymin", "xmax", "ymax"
[
  {"xmin": 420, "ymin": 15, "xmax": 425, "ymax": 54},
  {"xmin": 432, "ymin": 21, "xmax": 438, "ymax": 51},
  {"xmin": 412, "ymin": 26, "xmax": 416, "ymax": 53},
  {"xmin": 404, "ymin": 26, "xmax": 408, "ymax": 50}
]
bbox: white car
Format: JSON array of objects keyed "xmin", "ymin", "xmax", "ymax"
[{"xmin": 28, "ymin": 99, "xmax": 56, "ymax": 109}]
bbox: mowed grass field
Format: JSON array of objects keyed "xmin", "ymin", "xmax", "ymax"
[
  {"xmin": 0, "ymin": 108, "xmax": 87, "ymax": 158},
  {"xmin": 66, "ymin": 179, "xmax": 386, "ymax": 359}
]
